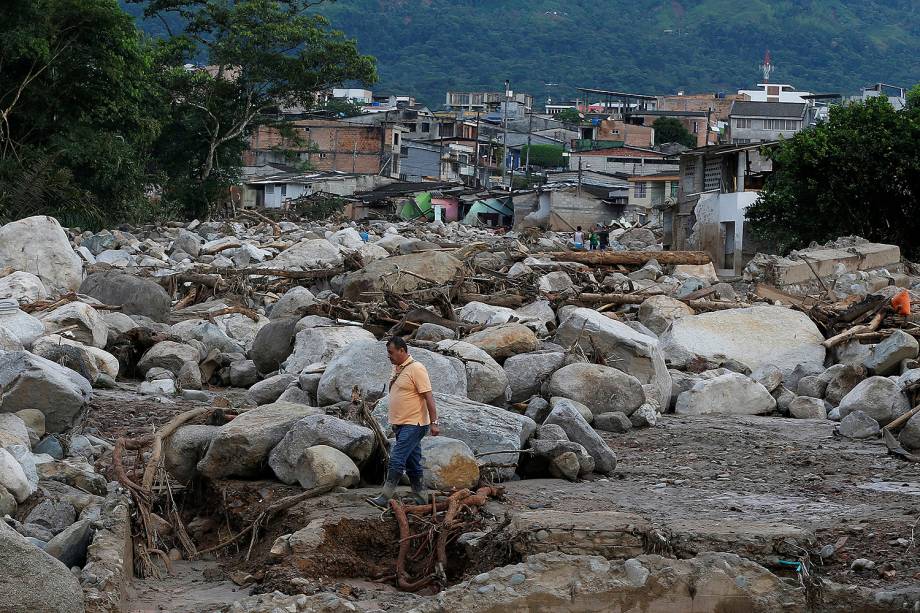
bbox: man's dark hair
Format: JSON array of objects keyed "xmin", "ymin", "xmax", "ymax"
[{"xmin": 386, "ymin": 336, "xmax": 408, "ymax": 352}]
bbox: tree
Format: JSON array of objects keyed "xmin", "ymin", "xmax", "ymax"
[
  {"xmin": 652, "ymin": 117, "xmax": 696, "ymax": 148},
  {"xmin": 556, "ymin": 108, "xmax": 582, "ymax": 125},
  {"xmin": 519, "ymin": 144, "xmax": 564, "ymax": 168},
  {"xmin": 317, "ymin": 97, "xmax": 365, "ymax": 118},
  {"xmin": 0, "ymin": 0, "xmax": 162, "ymax": 227},
  {"xmin": 746, "ymin": 93, "xmax": 920, "ymax": 257},
  {"xmin": 137, "ymin": 0, "xmax": 376, "ymax": 216}
]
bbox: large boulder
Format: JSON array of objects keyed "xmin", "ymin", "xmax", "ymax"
[
  {"xmin": 342, "ymin": 251, "xmax": 463, "ymax": 300},
  {"xmin": 463, "ymin": 323, "xmax": 538, "ymax": 362},
  {"xmin": 458, "ymin": 301, "xmax": 517, "ymax": 327},
  {"xmin": 863, "ymin": 330, "xmax": 920, "ymax": 376},
  {"xmin": 0, "ymin": 447, "xmax": 31, "ymax": 502},
  {"xmin": 45, "ymin": 518, "xmax": 93, "ymax": 568},
  {"xmin": 543, "ymin": 399, "xmax": 617, "ymax": 474},
  {"xmin": 898, "ymin": 412, "xmax": 920, "ymax": 451},
  {"xmin": 638, "ymin": 295, "xmax": 694, "ymax": 335},
  {"xmin": 420, "ymin": 436, "xmax": 479, "ymax": 490},
  {"xmin": 548, "ymin": 363, "xmax": 645, "ymax": 417},
  {"xmin": 0, "ymin": 350, "xmax": 92, "ymax": 432},
  {"xmin": 837, "ymin": 376, "xmax": 911, "ymax": 426},
  {"xmin": 164, "ymin": 425, "xmax": 220, "ymax": 484},
  {"xmin": 39, "ymin": 302, "xmax": 108, "ymax": 348},
  {"xmin": 283, "ymin": 325, "xmax": 376, "ymax": 374},
  {"xmin": 276, "ymin": 445, "xmax": 360, "ymax": 489},
  {"xmin": 79, "ymin": 271, "xmax": 172, "ymax": 322},
  {"xmin": 554, "ymin": 308, "xmax": 671, "ymax": 405},
  {"xmin": 503, "ymin": 351, "xmax": 565, "ymax": 403},
  {"xmin": 173, "ymin": 228, "xmax": 202, "ymax": 257},
  {"xmin": 31, "ymin": 335, "xmax": 119, "ymax": 381},
  {"xmin": 137, "ymin": 341, "xmax": 200, "ymax": 377},
  {"xmin": 838, "ymin": 410, "xmax": 881, "ymax": 439},
  {"xmin": 0, "ymin": 271, "xmax": 48, "ymax": 304},
  {"xmin": 674, "ymin": 372, "xmax": 776, "ymax": 416},
  {"xmin": 269, "ymin": 286, "xmax": 316, "ymax": 321},
  {"xmin": 0, "ymin": 520, "xmax": 86, "ymax": 613},
  {"xmin": 212, "ymin": 312, "xmax": 268, "ymax": 352},
  {"xmin": 0, "ymin": 302, "xmax": 44, "ymax": 348},
  {"xmin": 659, "ymin": 305, "xmax": 826, "ymax": 383},
  {"xmin": 197, "ymin": 401, "xmax": 322, "ymax": 479},
  {"xmin": 0, "ymin": 216, "xmax": 82, "ymax": 292},
  {"xmin": 262, "ymin": 239, "xmax": 343, "ymax": 270},
  {"xmin": 436, "ymin": 340, "xmax": 508, "ymax": 405},
  {"xmin": 0, "ymin": 413, "xmax": 30, "ymax": 448},
  {"xmin": 250, "ymin": 318, "xmax": 298, "ymax": 373},
  {"xmin": 268, "ymin": 414, "xmax": 375, "ymax": 484},
  {"xmin": 374, "ymin": 393, "xmax": 536, "ymax": 479},
  {"xmin": 170, "ymin": 320, "xmax": 244, "ymax": 355},
  {"xmin": 318, "ymin": 340, "xmax": 466, "ymax": 405}
]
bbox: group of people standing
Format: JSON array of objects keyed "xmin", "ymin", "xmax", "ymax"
[{"xmin": 573, "ymin": 224, "xmax": 611, "ymax": 251}]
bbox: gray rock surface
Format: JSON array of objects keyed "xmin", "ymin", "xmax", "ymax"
[
  {"xmin": 318, "ymin": 340, "xmax": 466, "ymax": 405},
  {"xmin": 544, "ymin": 398, "xmax": 617, "ymax": 474},
  {"xmin": 229, "ymin": 360, "xmax": 259, "ymax": 388},
  {"xmin": 277, "ymin": 444, "xmax": 360, "ymax": 489},
  {"xmin": 837, "ymin": 376, "xmax": 911, "ymax": 426},
  {"xmin": 283, "ymin": 325, "xmax": 376, "ymax": 374},
  {"xmin": 38, "ymin": 302, "xmax": 108, "ymax": 348},
  {"xmin": 637, "ymin": 295, "xmax": 694, "ymax": 335},
  {"xmin": 547, "ymin": 363, "xmax": 645, "ymax": 417},
  {"xmin": 436, "ymin": 340, "xmax": 508, "ymax": 405},
  {"xmin": 414, "ymin": 323, "xmax": 456, "ymax": 342},
  {"xmin": 464, "ymin": 323, "xmax": 539, "ymax": 362},
  {"xmin": 898, "ymin": 412, "xmax": 920, "ymax": 451},
  {"xmin": 250, "ymin": 318, "xmax": 298, "ymax": 373},
  {"xmin": 0, "ymin": 519, "xmax": 86, "ymax": 613},
  {"xmin": 593, "ymin": 411, "xmax": 633, "ymax": 433},
  {"xmin": 246, "ymin": 374, "xmax": 297, "ymax": 406},
  {"xmin": 197, "ymin": 402, "xmax": 322, "ymax": 479},
  {"xmin": 269, "ymin": 286, "xmax": 316, "ymax": 321},
  {"xmin": 137, "ymin": 341, "xmax": 200, "ymax": 377},
  {"xmin": 0, "ymin": 350, "xmax": 92, "ymax": 432},
  {"xmin": 80, "ymin": 271, "xmax": 172, "ymax": 322},
  {"xmin": 674, "ymin": 372, "xmax": 776, "ymax": 416},
  {"xmin": 0, "ymin": 216, "xmax": 83, "ymax": 292},
  {"xmin": 419, "ymin": 436, "xmax": 479, "ymax": 490},
  {"xmin": 44, "ymin": 518, "xmax": 93, "ymax": 568},
  {"xmin": 788, "ymin": 396, "xmax": 828, "ymax": 420},
  {"xmin": 863, "ymin": 330, "xmax": 920, "ymax": 375},
  {"xmin": 269, "ymin": 414, "xmax": 375, "ymax": 484},
  {"xmin": 838, "ymin": 410, "xmax": 881, "ymax": 439},
  {"xmin": 164, "ymin": 425, "xmax": 220, "ymax": 483},
  {"xmin": 821, "ymin": 364, "xmax": 866, "ymax": 406},
  {"xmin": 503, "ymin": 351, "xmax": 565, "ymax": 404}
]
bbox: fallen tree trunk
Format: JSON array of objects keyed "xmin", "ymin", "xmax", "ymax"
[
  {"xmin": 575, "ymin": 293, "xmax": 751, "ymax": 311},
  {"xmin": 541, "ymin": 250, "xmax": 712, "ymax": 266}
]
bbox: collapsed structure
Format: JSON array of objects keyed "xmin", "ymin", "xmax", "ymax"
[{"xmin": 0, "ymin": 213, "xmax": 919, "ymax": 612}]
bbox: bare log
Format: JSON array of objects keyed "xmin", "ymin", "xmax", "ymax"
[
  {"xmin": 574, "ymin": 292, "xmax": 750, "ymax": 311},
  {"xmin": 541, "ymin": 250, "xmax": 712, "ymax": 266}
]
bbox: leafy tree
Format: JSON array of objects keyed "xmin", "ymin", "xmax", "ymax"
[
  {"xmin": 652, "ymin": 117, "xmax": 696, "ymax": 148},
  {"xmin": 317, "ymin": 97, "xmax": 366, "ymax": 118},
  {"xmin": 746, "ymin": 94, "xmax": 920, "ymax": 257},
  {"xmin": 0, "ymin": 0, "xmax": 162, "ymax": 227},
  {"xmin": 519, "ymin": 144, "xmax": 564, "ymax": 168},
  {"xmin": 136, "ymin": 0, "xmax": 377, "ymax": 216},
  {"xmin": 556, "ymin": 108, "xmax": 582, "ymax": 125}
]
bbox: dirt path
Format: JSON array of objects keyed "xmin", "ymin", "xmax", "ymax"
[{"xmin": 126, "ymin": 560, "xmax": 245, "ymax": 613}]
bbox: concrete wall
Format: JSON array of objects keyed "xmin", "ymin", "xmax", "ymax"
[
  {"xmin": 693, "ymin": 191, "xmax": 759, "ymax": 274},
  {"xmin": 401, "ymin": 144, "xmax": 441, "ymax": 181}
]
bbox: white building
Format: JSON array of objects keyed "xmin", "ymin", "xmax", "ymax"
[
  {"xmin": 738, "ymin": 83, "xmax": 812, "ymax": 103},
  {"xmin": 331, "ymin": 88, "xmax": 373, "ymax": 103}
]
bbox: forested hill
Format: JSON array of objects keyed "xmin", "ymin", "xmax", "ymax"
[{"xmin": 123, "ymin": 0, "xmax": 920, "ymax": 107}]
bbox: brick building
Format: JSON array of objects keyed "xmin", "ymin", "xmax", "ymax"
[{"xmin": 244, "ymin": 120, "xmax": 405, "ymax": 178}]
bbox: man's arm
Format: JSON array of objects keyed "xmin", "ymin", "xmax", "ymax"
[{"xmin": 423, "ymin": 391, "xmax": 439, "ymax": 436}]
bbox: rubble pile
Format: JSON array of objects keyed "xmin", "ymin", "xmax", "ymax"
[{"xmin": 1, "ymin": 213, "xmax": 920, "ymax": 611}]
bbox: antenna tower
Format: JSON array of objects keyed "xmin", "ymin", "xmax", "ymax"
[{"xmin": 760, "ymin": 50, "xmax": 774, "ymax": 83}]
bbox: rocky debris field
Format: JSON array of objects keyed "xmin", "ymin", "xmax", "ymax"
[{"xmin": 1, "ymin": 213, "xmax": 920, "ymax": 612}]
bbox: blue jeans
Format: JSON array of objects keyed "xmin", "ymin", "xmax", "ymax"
[{"xmin": 388, "ymin": 424, "xmax": 429, "ymax": 480}]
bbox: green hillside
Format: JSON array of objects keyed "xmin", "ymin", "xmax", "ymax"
[{"xmin": 124, "ymin": 0, "xmax": 920, "ymax": 107}]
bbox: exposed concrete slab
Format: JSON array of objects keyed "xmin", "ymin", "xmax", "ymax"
[{"xmin": 512, "ymin": 510, "xmax": 649, "ymax": 558}]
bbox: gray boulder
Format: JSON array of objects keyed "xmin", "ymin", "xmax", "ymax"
[
  {"xmin": 0, "ymin": 350, "xmax": 92, "ymax": 433},
  {"xmin": 24, "ymin": 498, "xmax": 76, "ymax": 535},
  {"xmin": 463, "ymin": 323, "xmax": 539, "ymax": 362},
  {"xmin": 169, "ymin": 320, "xmax": 244, "ymax": 355},
  {"xmin": 318, "ymin": 340, "xmax": 466, "ymax": 405},
  {"xmin": 0, "ymin": 448, "xmax": 31, "ymax": 502},
  {"xmin": 0, "ymin": 271, "xmax": 48, "ymax": 305},
  {"xmin": 863, "ymin": 330, "xmax": 920, "ymax": 375},
  {"xmin": 283, "ymin": 325, "xmax": 376, "ymax": 374},
  {"xmin": 821, "ymin": 364, "xmax": 866, "ymax": 406},
  {"xmin": 246, "ymin": 373, "xmax": 296, "ymax": 406},
  {"xmin": 796, "ymin": 375, "xmax": 827, "ymax": 399},
  {"xmin": 420, "ymin": 437, "xmax": 479, "ymax": 490},
  {"xmin": 838, "ymin": 410, "xmax": 881, "ymax": 439},
  {"xmin": 269, "ymin": 414, "xmax": 375, "ymax": 484},
  {"xmin": 674, "ymin": 372, "xmax": 776, "ymax": 416},
  {"xmin": 44, "ymin": 518, "xmax": 93, "ymax": 568},
  {"xmin": 262, "ymin": 238, "xmax": 343, "ymax": 271},
  {"xmin": 0, "ymin": 216, "xmax": 82, "ymax": 292},
  {"xmin": 269, "ymin": 286, "xmax": 316, "ymax": 321},
  {"xmin": 164, "ymin": 425, "xmax": 220, "ymax": 484},
  {"xmin": 229, "ymin": 360, "xmax": 259, "ymax": 388},
  {"xmin": 788, "ymin": 396, "xmax": 827, "ymax": 420},
  {"xmin": 174, "ymin": 228, "xmax": 202, "ymax": 257},
  {"xmin": 750, "ymin": 364, "xmax": 783, "ymax": 393},
  {"xmin": 630, "ymin": 403, "xmax": 659, "ymax": 427},
  {"xmin": 80, "ymin": 271, "xmax": 172, "ymax": 322},
  {"xmin": 343, "ymin": 251, "xmax": 463, "ymax": 300},
  {"xmin": 137, "ymin": 341, "xmax": 200, "ymax": 377},
  {"xmin": 554, "ymin": 308, "xmax": 671, "ymax": 404},
  {"xmin": 39, "ymin": 302, "xmax": 108, "ymax": 349},
  {"xmin": 504, "ymin": 351, "xmax": 565, "ymax": 403},
  {"xmin": 459, "ymin": 301, "xmax": 516, "ymax": 327},
  {"xmin": 593, "ymin": 411, "xmax": 633, "ymax": 433},
  {"xmin": 837, "ymin": 376, "xmax": 911, "ymax": 426},
  {"xmin": 898, "ymin": 412, "xmax": 920, "ymax": 451},
  {"xmin": 638, "ymin": 295, "xmax": 694, "ymax": 335},
  {"xmin": 374, "ymin": 393, "xmax": 535, "ymax": 479},
  {"xmin": 177, "ymin": 361, "xmax": 203, "ymax": 391},
  {"xmin": 544, "ymin": 399, "xmax": 617, "ymax": 474},
  {"xmin": 524, "ymin": 397, "xmax": 551, "ymax": 424},
  {"xmin": 436, "ymin": 340, "xmax": 508, "ymax": 405},
  {"xmin": 0, "ymin": 412, "xmax": 30, "ymax": 448},
  {"xmin": 0, "ymin": 520, "xmax": 86, "ymax": 613},
  {"xmin": 548, "ymin": 363, "xmax": 645, "ymax": 417},
  {"xmin": 197, "ymin": 401, "xmax": 322, "ymax": 479},
  {"xmin": 276, "ymin": 444, "xmax": 360, "ymax": 490},
  {"xmin": 415, "ymin": 323, "xmax": 455, "ymax": 342},
  {"xmin": 529, "ymin": 438, "xmax": 595, "ymax": 480},
  {"xmin": 250, "ymin": 318, "xmax": 298, "ymax": 373},
  {"xmin": 659, "ymin": 305, "xmax": 825, "ymax": 384}
]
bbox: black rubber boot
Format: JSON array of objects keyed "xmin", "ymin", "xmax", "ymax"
[
  {"xmin": 367, "ymin": 472, "xmax": 400, "ymax": 508},
  {"xmin": 409, "ymin": 474, "xmax": 429, "ymax": 506}
]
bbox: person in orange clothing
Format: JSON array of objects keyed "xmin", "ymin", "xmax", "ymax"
[{"xmin": 367, "ymin": 336, "xmax": 440, "ymax": 508}]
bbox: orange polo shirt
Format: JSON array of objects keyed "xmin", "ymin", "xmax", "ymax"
[{"xmin": 388, "ymin": 356, "xmax": 432, "ymax": 425}]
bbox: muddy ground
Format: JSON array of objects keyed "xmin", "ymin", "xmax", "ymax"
[{"xmin": 82, "ymin": 390, "xmax": 920, "ymax": 612}]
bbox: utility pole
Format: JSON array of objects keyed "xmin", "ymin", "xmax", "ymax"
[
  {"xmin": 472, "ymin": 111, "xmax": 481, "ymax": 188},
  {"xmin": 577, "ymin": 156, "xmax": 583, "ymax": 197},
  {"xmin": 501, "ymin": 79, "xmax": 510, "ymax": 188},
  {"xmin": 524, "ymin": 111, "xmax": 533, "ymax": 186}
]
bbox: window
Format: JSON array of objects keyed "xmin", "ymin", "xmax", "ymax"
[
  {"xmin": 692, "ymin": 121, "xmax": 699, "ymax": 134},
  {"xmin": 265, "ymin": 185, "xmax": 275, "ymax": 194},
  {"xmin": 393, "ymin": 133, "xmax": 400, "ymax": 146},
  {"xmin": 400, "ymin": 146, "xmax": 408, "ymax": 156},
  {"xmin": 421, "ymin": 122, "xmax": 430, "ymax": 132},
  {"xmin": 633, "ymin": 182, "xmax": 647, "ymax": 198},
  {"xmin": 732, "ymin": 138, "xmax": 751, "ymax": 144},
  {"xmin": 281, "ymin": 184, "xmax": 287, "ymax": 197},
  {"xmin": 735, "ymin": 118, "xmax": 752, "ymax": 129},
  {"xmin": 670, "ymin": 182, "xmax": 679, "ymax": 198},
  {"xmin": 408, "ymin": 124, "xmax": 417, "ymax": 132},
  {"xmin": 610, "ymin": 129, "xmax": 620, "ymax": 135},
  {"xmin": 318, "ymin": 152, "xmax": 327, "ymax": 159}
]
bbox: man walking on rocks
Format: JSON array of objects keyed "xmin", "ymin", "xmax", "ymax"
[{"xmin": 368, "ymin": 336, "xmax": 440, "ymax": 508}]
